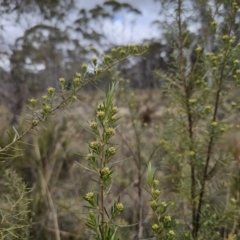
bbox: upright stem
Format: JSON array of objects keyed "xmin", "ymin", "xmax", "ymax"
[
  {"xmin": 101, "ymin": 185, "xmax": 104, "ymax": 238},
  {"xmin": 194, "ymin": 42, "xmax": 231, "ymax": 237},
  {"xmin": 193, "ymin": 88, "xmax": 221, "ymax": 238},
  {"xmin": 176, "ymin": 0, "xmax": 196, "ymax": 236},
  {"xmin": 100, "ymin": 145, "xmax": 105, "ymax": 238},
  {"xmin": 137, "ymin": 134, "xmax": 143, "ymax": 239},
  {"xmin": 127, "ymin": 99, "xmax": 143, "ymax": 239}
]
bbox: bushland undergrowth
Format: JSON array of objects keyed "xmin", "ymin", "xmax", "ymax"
[{"xmin": 1, "ymin": 1, "xmax": 240, "ymax": 239}]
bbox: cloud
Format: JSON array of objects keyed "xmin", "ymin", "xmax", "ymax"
[{"xmin": 100, "ymin": 1, "xmax": 160, "ymax": 45}]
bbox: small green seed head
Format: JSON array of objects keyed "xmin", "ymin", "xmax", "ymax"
[
  {"xmin": 152, "ymin": 189, "xmax": 161, "ymax": 197},
  {"xmin": 164, "ymin": 216, "xmax": 171, "ymax": 222},
  {"xmin": 120, "ymin": 49, "xmax": 126, "ymax": 57},
  {"xmin": 168, "ymin": 230, "xmax": 175, "ymax": 236},
  {"xmin": 116, "ymin": 203, "xmax": 124, "ymax": 211},
  {"xmin": 59, "ymin": 78, "xmax": 66, "ymax": 89},
  {"xmin": 153, "ymin": 179, "xmax": 159, "ymax": 187},
  {"xmin": 133, "ymin": 46, "xmax": 138, "ymax": 54},
  {"xmin": 59, "ymin": 78, "xmax": 65, "ymax": 83},
  {"xmin": 211, "ymin": 121, "xmax": 218, "ymax": 127},
  {"xmin": 32, "ymin": 119, "xmax": 39, "ymax": 126},
  {"xmin": 86, "ymin": 153, "xmax": 94, "ymax": 161},
  {"xmin": 104, "ymin": 55, "xmax": 112, "ymax": 64},
  {"xmin": 100, "ymin": 167, "xmax": 111, "ymax": 177},
  {"xmin": 205, "ymin": 105, "xmax": 211, "ymax": 111},
  {"xmin": 73, "ymin": 77, "xmax": 80, "ymax": 88},
  {"xmin": 189, "ymin": 98, "xmax": 197, "ymax": 104},
  {"xmin": 233, "ymin": 2, "xmax": 239, "ymax": 11},
  {"xmin": 97, "ymin": 111, "xmax": 105, "ymax": 119},
  {"xmin": 150, "ymin": 200, "xmax": 158, "ymax": 209},
  {"xmin": 71, "ymin": 95, "xmax": 77, "ymax": 102},
  {"xmin": 97, "ymin": 103, "xmax": 104, "ymax": 110},
  {"xmin": 96, "ymin": 68, "xmax": 103, "ymax": 75},
  {"xmin": 231, "ymin": 101, "xmax": 237, "ymax": 107},
  {"xmin": 112, "ymin": 107, "xmax": 118, "ymax": 114},
  {"xmin": 85, "ymin": 192, "xmax": 94, "ymax": 201},
  {"xmin": 107, "ymin": 147, "xmax": 116, "ymax": 155},
  {"xmin": 75, "ymin": 72, "xmax": 81, "ymax": 78},
  {"xmin": 111, "ymin": 48, "xmax": 117, "ymax": 55},
  {"xmin": 92, "ymin": 57, "xmax": 97, "ymax": 66},
  {"xmin": 211, "ymin": 21, "xmax": 217, "ymax": 28},
  {"xmin": 106, "ymin": 127, "xmax": 115, "ymax": 136},
  {"xmin": 47, "ymin": 87, "xmax": 55, "ymax": 96},
  {"xmin": 42, "ymin": 95, "xmax": 48, "ymax": 102},
  {"xmin": 160, "ymin": 201, "xmax": 167, "ymax": 208},
  {"xmin": 152, "ymin": 224, "xmax": 159, "ymax": 230},
  {"xmin": 222, "ymin": 35, "xmax": 230, "ymax": 43},
  {"xmin": 28, "ymin": 98, "xmax": 37, "ymax": 108},
  {"xmin": 206, "ymin": 52, "xmax": 213, "ymax": 58},
  {"xmin": 43, "ymin": 105, "xmax": 51, "ymax": 113},
  {"xmin": 81, "ymin": 64, "xmax": 88, "ymax": 73},
  {"xmin": 189, "ymin": 151, "xmax": 195, "ymax": 157},
  {"xmin": 111, "ymin": 115, "xmax": 117, "ymax": 121},
  {"xmin": 143, "ymin": 44, "xmax": 149, "ymax": 51},
  {"xmin": 196, "ymin": 46, "xmax": 203, "ymax": 53},
  {"xmin": 90, "ymin": 141, "xmax": 100, "ymax": 149},
  {"xmin": 90, "ymin": 121, "xmax": 98, "ymax": 129},
  {"xmin": 234, "ymin": 60, "xmax": 239, "ymax": 65}
]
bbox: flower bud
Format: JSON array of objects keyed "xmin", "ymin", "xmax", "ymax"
[
  {"xmin": 28, "ymin": 98, "xmax": 37, "ymax": 108},
  {"xmin": 81, "ymin": 64, "xmax": 88, "ymax": 74},
  {"xmin": 103, "ymin": 55, "xmax": 112, "ymax": 64},
  {"xmin": 47, "ymin": 87, "xmax": 55, "ymax": 96},
  {"xmin": 211, "ymin": 121, "xmax": 218, "ymax": 127},
  {"xmin": 116, "ymin": 203, "xmax": 124, "ymax": 211},
  {"xmin": 143, "ymin": 44, "xmax": 149, "ymax": 51},
  {"xmin": 73, "ymin": 77, "xmax": 80, "ymax": 88},
  {"xmin": 119, "ymin": 49, "xmax": 126, "ymax": 57},
  {"xmin": 196, "ymin": 46, "xmax": 203, "ymax": 54},
  {"xmin": 43, "ymin": 105, "xmax": 51, "ymax": 113},
  {"xmin": 92, "ymin": 57, "xmax": 97, "ymax": 66},
  {"xmin": 90, "ymin": 121, "xmax": 98, "ymax": 129},
  {"xmin": 222, "ymin": 35, "xmax": 230, "ymax": 43},
  {"xmin": 111, "ymin": 48, "xmax": 117, "ymax": 56},
  {"xmin": 107, "ymin": 147, "xmax": 116, "ymax": 155},
  {"xmin": 85, "ymin": 192, "xmax": 94, "ymax": 201},
  {"xmin": 59, "ymin": 78, "xmax": 65, "ymax": 90},
  {"xmin": 96, "ymin": 68, "xmax": 103, "ymax": 75},
  {"xmin": 97, "ymin": 111, "xmax": 105, "ymax": 119}
]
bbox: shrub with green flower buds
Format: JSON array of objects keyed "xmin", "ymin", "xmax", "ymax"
[
  {"xmin": 79, "ymin": 82, "xmax": 126, "ymax": 239},
  {"xmin": 147, "ymin": 163, "xmax": 174, "ymax": 239}
]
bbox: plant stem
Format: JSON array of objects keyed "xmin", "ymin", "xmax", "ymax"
[
  {"xmin": 101, "ymin": 144, "xmax": 105, "ymax": 239},
  {"xmin": 194, "ymin": 20, "xmax": 234, "ymax": 238},
  {"xmin": 176, "ymin": 0, "xmax": 196, "ymax": 237}
]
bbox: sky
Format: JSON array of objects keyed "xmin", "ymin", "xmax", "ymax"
[
  {"xmin": 0, "ymin": 0, "xmax": 161, "ymax": 70},
  {"xmin": 1, "ymin": 0, "xmax": 161, "ymax": 46},
  {"xmin": 81, "ymin": 0, "xmax": 161, "ymax": 44}
]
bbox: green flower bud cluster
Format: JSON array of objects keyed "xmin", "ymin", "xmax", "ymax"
[
  {"xmin": 59, "ymin": 78, "xmax": 65, "ymax": 90},
  {"xmin": 28, "ymin": 98, "xmax": 37, "ymax": 109},
  {"xmin": 81, "ymin": 83, "xmax": 124, "ymax": 239},
  {"xmin": 47, "ymin": 87, "xmax": 55, "ymax": 96},
  {"xmin": 81, "ymin": 63, "xmax": 87, "ymax": 74},
  {"xmin": 147, "ymin": 163, "xmax": 174, "ymax": 238}
]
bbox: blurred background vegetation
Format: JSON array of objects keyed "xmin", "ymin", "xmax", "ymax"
[{"xmin": 1, "ymin": 0, "xmax": 240, "ymax": 239}]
